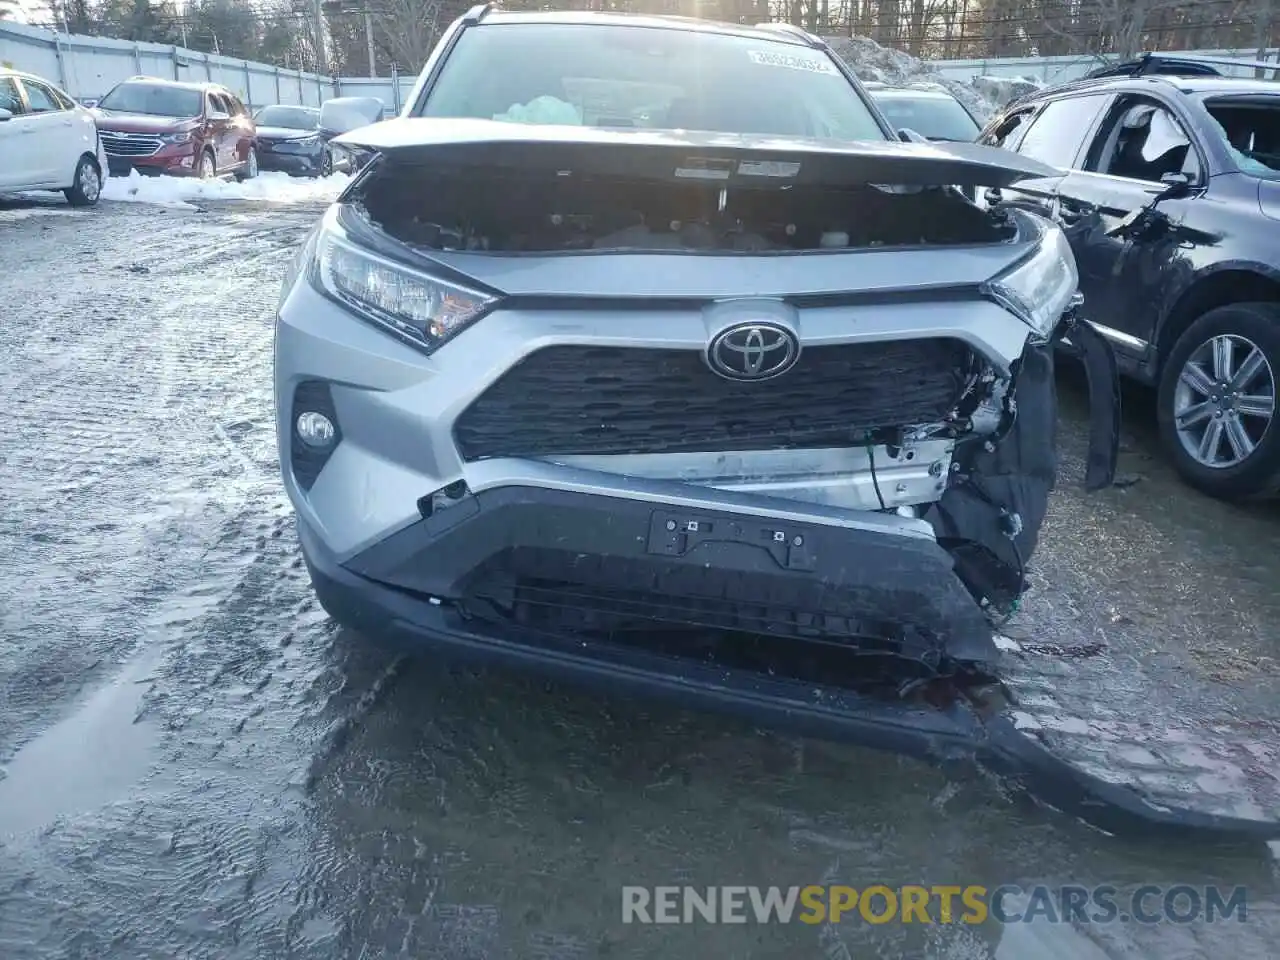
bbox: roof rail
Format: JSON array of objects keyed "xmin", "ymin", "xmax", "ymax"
[
  {"xmin": 1083, "ymin": 51, "xmax": 1280, "ymax": 80},
  {"xmin": 461, "ymin": 2, "xmax": 495, "ymax": 24},
  {"xmin": 753, "ymin": 21, "xmax": 824, "ymax": 49}
]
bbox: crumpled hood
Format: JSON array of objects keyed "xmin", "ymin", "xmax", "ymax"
[
  {"xmin": 92, "ymin": 110, "xmax": 197, "ymax": 134},
  {"xmin": 335, "ymin": 117, "xmax": 1064, "ymax": 189}
]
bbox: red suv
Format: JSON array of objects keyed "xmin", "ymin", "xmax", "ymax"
[{"xmin": 92, "ymin": 77, "xmax": 258, "ymax": 180}]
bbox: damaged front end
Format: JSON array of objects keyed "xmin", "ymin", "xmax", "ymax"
[{"xmin": 288, "ymin": 121, "xmax": 1280, "ymax": 841}]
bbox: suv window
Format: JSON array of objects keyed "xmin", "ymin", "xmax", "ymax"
[
  {"xmin": 872, "ymin": 92, "xmax": 980, "ymax": 141},
  {"xmin": 23, "ymin": 80, "xmax": 62, "ymax": 113},
  {"xmin": 1014, "ymin": 93, "xmax": 1112, "ymax": 168},
  {"xmin": 1085, "ymin": 95, "xmax": 1200, "ymax": 182},
  {"xmin": 1197, "ymin": 95, "xmax": 1278, "ymax": 178},
  {"xmin": 0, "ymin": 77, "xmax": 23, "ymax": 114},
  {"xmin": 226, "ymin": 94, "xmax": 248, "ymax": 117},
  {"xmin": 418, "ymin": 23, "xmax": 886, "ymax": 141}
]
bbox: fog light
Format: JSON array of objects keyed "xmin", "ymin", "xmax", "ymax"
[{"xmin": 296, "ymin": 411, "xmax": 335, "ymax": 448}]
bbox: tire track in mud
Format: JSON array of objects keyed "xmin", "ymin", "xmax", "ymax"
[
  {"xmin": 0, "ymin": 200, "xmax": 343, "ymax": 958},
  {"xmin": 0, "ymin": 198, "xmax": 440, "ymax": 960},
  {"xmin": 0, "ymin": 202, "xmax": 328, "ymax": 757}
]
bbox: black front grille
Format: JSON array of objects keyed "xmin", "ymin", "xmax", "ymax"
[
  {"xmin": 99, "ymin": 130, "xmax": 162, "ymax": 157},
  {"xmin": 454, "ymin": 340, "xmax": 974, "ymax": 460}
]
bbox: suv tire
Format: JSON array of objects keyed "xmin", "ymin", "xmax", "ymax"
[
  {"xmin": 198, "ymin": 150, "xmax": 217, "ymax": 180},
  {"xmin": 64, "ymin": 154, "xmax": 102, "ymax": 207},
  {"xmin": 236, "ymin": 146, "xmax": 258, "ymax": 182},
  {"xmin": 1157, "ymin": 302, "xmax": 1280, "ymax": 499}
]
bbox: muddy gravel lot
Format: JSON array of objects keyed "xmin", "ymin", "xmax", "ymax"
[{"xmin": 1, "ymin": 192, "xmax": 1279, "ymax": 960}]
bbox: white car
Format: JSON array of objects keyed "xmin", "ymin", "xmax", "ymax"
[{"xmin": 0, "ymin": 68, "xmax": 108, "ymax": 206}]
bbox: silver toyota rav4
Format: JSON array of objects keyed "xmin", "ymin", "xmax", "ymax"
[{"xmin": 275, "ymin": 8, "xmax": 1144, "ymax": 815}]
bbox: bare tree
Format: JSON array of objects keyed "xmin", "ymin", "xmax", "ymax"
[{"xmin": 369, "ymin": 0, "xmax": 445, "ymax": 72}]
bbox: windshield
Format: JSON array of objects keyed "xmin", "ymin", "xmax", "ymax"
[
  {"xmin": 871, "ymin": 92, "xmax": 980, "ymax": 141},
  {"xmin": 98, "ymin": 82, "xmax": 202, "ymax": 118},
  {"xmin": 1201, "ymin": 95, "xmax": 1280, "ymax": 179},
  {"xmin": 418, "ymin": 23, "xmax": 886, "ymax": 141},
  {"xmin": 254, "ymin": 105, "xmax": 319, "ymax": 130}
]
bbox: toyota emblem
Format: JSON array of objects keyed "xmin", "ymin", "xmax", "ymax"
[{"xmin": 706, "ymin": 321, "xmax": 801, "ymax": 381}]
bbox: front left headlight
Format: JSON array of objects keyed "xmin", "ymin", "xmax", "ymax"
[
  {"xmin": 981, "ymin": 222, "xmax": 1078, "ymax": 340},
  {"xmin": 309, "ymin": 220, "xmax": 497, "ymax": 354},
  {"xmin": 161, "ymin": 130, "xmax": 194, "ymax": 144}
]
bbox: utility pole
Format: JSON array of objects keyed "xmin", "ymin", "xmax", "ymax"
[
  {"xmin": 312, "ymin": 0, "xmax": 327, "ymax": 74},
  {"xmin": 364, "ymin": 4, "xmax": 376, "ymax": 78}
]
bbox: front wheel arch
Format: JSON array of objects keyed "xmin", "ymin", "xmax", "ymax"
[{"xmin": 1156, "ymin": 268, "xmax": 1280, "ymax": 368}]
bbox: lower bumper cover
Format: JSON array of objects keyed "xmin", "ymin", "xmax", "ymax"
[
  {"xmin": 259, "ymin": 151, "xmax": 321, "ymax": 175},
  {"xmin": 106, "ymin": 156, "xmax": 192, "ymax": 178},
  {"xmin": 301, "ymin": 518, "xmax": 1280, "ymax": 843},
  {"xmin": 300, "ymin": 515, "xmax": 991, "ymax": 762},
  {"xmin": 338, "ymin": 484, "xmax": 1000, "ymax": 667}
]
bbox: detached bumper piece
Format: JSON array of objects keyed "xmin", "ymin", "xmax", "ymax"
[{"xmin": 301, "ymin": 481, "xmax": 1280, "ymax": 844}]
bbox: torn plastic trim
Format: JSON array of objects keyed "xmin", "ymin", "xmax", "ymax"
[{"xmin": 1055, "ymin": 301, "xmax": 1122, "ymax": 491}]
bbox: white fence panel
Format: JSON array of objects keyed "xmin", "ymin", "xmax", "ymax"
[{"xmin": 0, "ymin": 19, "xmax": 336, "ymax": 108}]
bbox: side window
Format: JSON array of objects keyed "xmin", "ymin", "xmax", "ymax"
[
  {"xmin": 0, "ymin": 77, "xmax": 24, "ymax": 114},
  {"xmin": 51, "ymin": 87, "xmax": 75, "ymax": 110},
  {"xmin": 1014, "ymin": 93, "xmax": 1112, "ymax": 168},
  {"xmin": 209, "ymin": 93, "xmax": 228, "ymax": 116},
  {"xmin": 23, "ymin": 80, "xmax": 61, "ymax": 113},
  {"xmin": 228, "ymin": 94, "xmax": 248, "ymax": 117},
  {"xmin": 981, "ymin": 108, "xmax": 1035, "ymax": 150},
  {"xmin": 1084, "ymin": 96, "xmax": 1201, "ymax": 184}
]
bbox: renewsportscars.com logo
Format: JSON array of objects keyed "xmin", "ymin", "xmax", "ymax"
[{"xmin": 621, "ymin": 885, "xmax": 1249, "ymax": 925}]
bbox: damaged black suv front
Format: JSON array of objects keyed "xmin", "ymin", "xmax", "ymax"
[{"xmin": 273, "ymin": 10, "xmax": 1209, "ymax": 834}]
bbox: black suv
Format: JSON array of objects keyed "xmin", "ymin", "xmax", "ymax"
[{"xmin": 978, "ymin": 53, "xmax": 1280, "ymax": 500}]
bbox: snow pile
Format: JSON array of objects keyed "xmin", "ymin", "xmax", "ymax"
[
  {"xmin": 823, "ymin": 35, "xmax": 1043, "ymax": 121},
  {"xmin": 101, "ymin": 169, "xmax": 353, "ymax": 210}
]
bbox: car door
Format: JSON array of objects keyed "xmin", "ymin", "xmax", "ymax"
[
  {"xmin": 225, "ymin": 92, "xmax": 254, "ymax": 168},
  {"xmin": 985, "ymin": 92, "xmax": 1115, "ymax": 223},
  {"xmin": 1053, "ymin": 94, "xmax": 1205, "ymax": 365},
  {"xmin": 17, "ymin": 77, "xmax": 82, "ymax": 186},
  {"xmin": 0, "ymin": 76, "xmax": 33, "ymax": 189},
  {"xmin": 207, "ymin": 92, "xmax": 235, "ymax": 170}
]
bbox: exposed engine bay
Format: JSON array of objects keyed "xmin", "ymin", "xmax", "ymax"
[{"xmin": 355, "ymin": 163, "xmax": 1018, "ymax": 253}]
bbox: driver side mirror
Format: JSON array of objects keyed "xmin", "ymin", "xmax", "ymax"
[
  {"xmin": 0, "ymin": 108, "xmax": 11, "ymax": 121},
  {"xmin": 898, "ymin": 127, "xmax": 929, "ymax": 144},
  {"xmin": 1159, "ymin": 170, "xmax": 1193, "ymax": 198},
  {"xmin": 208, "ymin": 110, "xmax": 231, "ymax": 122}
]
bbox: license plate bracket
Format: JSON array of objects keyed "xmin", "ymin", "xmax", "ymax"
[{"xmin": 646, "ymin": 510, "xmax": 816, "ymax": 571}]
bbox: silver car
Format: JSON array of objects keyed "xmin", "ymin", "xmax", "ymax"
[{"xmin": 273, "ymin": 8, "xmax": 1144, "ymax": 823}]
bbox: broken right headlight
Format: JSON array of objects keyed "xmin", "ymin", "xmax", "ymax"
[{"xmin": 981, "ymin": 222, "xmax": 1078, "ymax": 340}]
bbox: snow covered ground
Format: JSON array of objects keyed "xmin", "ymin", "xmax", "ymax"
[{"xmin": 100, "ymin": 169, "xmax": 353, "ymax": 210}]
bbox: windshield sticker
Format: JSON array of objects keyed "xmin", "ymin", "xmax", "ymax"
[{"xmin": 747, "ymin": 49, "xmax": 838, "ymax": 75}]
